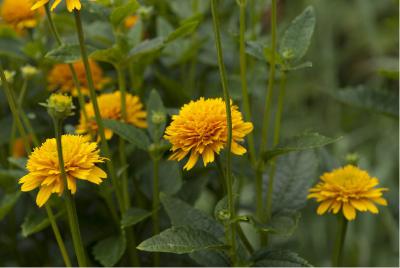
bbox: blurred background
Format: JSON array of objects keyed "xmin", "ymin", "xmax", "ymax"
[{"xmin": 0, "ymin": 0, "xmax": 398, "ymax": 266}]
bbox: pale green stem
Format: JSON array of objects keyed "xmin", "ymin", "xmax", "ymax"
[
  {"xmin": 53, "ymin": 118, "xmax": 87, "ymax": 267},
  {"xmin": 73, "ymin": 10, "xmax": 125, "ymax": 213},
  {"xmin": 332, "ymin": 215, "xmax": 348, "ymax": 267},
  {"xmin": 211, "ymin": 0, "xmax": 237, "ymax": 265},
  {"xmin": 239, "ymin": 0, "xmax": 256, "ymax": 166},
  {"xmin": 152, "ymin": 157, "xmax": 160, "ymax": 267}
]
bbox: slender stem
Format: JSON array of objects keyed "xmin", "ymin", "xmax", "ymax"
[
  {"xmin": 211, "ymin": 0, "xmax": 237, "ymax": 265},
  {"xmin": 255, "ymin": 170, "xmax": 263, "ymax": 220},
  {"xmin": 260, "ymin": 0, "xmax": 277, "ymax": 153},
  {"xmin": 45, "ymin": 205, "xmax": 72, "ymax": 267},
  {"xmin": 73, "ymin": 10, "xmax": 125, "ymax": 213},
  {"xmin": 152, "ymin": 157, "xmax": 160, "ymax": 267},
  {"xmin": 44, "ymin": 3, "xmax": 89, "ymax": 124},
  {"xmin": 332, "ymin": 215, "xmax": 348, "ymax": 267},
  {"xmin": 238, "ymin": 0, "xmax": 256, "ymax": 166},
  {"xmin": 1, "ymin": 65, "xmax": 72, "ymax": 267},
  {"xmin": 237, "ymin": 223, "xmax": 254, "ymax": 254},
  {"xmin": 53, "ymin": 119, "xmax": 87, "ymax": 267}
]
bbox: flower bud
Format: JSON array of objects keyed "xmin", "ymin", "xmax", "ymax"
[
  {"xmin": 21, "ymin": 65, "xmax": 39, "ymax": 78},
  {"xmin": 42, "ymin": 93, "xmax": 75, "ymax": 120},
  {"xmin": 0, "ymin": 70, "xmax": 15, "ymax": 85},
  {"xmin": 151, "ymin": 111, "xmax": 166, "ymax": 125}
]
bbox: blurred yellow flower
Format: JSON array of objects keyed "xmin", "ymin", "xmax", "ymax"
[
  {"xmin": 0, "ymin": 0, "xmax": 43, "ymax": 31},
  {"xmin": 124, "ymin": 15, "xmax": 139, "ymax": 29},
  {"xmin": 76, "ymin": 91, "xmax": 147, "ymax": 140},
  {"xmin": 19, "ymin": 135, "xmax": 107, "ymax": 207},
  {"xmin": 31, "ymin": 0, "xmax": 81, "ymax": 12},
  {"xmin": 47, "ymin": 60, "xmax": 109, "ymax": 96},
  {"xmin": 308, "ymin": 165, "xmax": 388, "ymax": 221},
  {"xmin": 164, "ymin": 97, "xmax": 253, "ymax": 170}
]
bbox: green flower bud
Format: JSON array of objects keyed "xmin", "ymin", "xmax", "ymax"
[
  {"xmin": 42, "ymin": 93, "xmax": 75, "ymax": 120},
  {"xmin": 21, "ymin": 65, "xmax": 39, "ymax": 78},
  {"xmin": 0, "ymin": 70, "xmax": 15, "ymax": 85},
  {"xmin": 151, "ymin": 111, "xmax": 166, "ymax": 125}
]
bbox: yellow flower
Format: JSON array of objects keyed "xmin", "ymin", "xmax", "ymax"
[
  {"xmin": 47, "ymin": 60, "xmax": 109, "ymax": 96},
  {"xmin": 44, "ymin": 93, "xmax": 75, "ymax": 119},
  {"xmin": 0, "ymin": 0, "xmax": 43, "ymax": 31},
  {"xmin": 31, "ymin": 0, "xmax": 81, "ymax": 12},
  {"xmin": 164, "ymin": 97, "xmax": 254, "ymax": 170},
  {"xmin": 19, "ymin": 135, "xmax": 107, "ymax": 207},
  {"xmin": 124, "ymin": 15, "xmax": 139, "ymax": 29},
  {"xmin": 308, "ymin": 165, "xmax": 388, "ymax": 221},
  {"xmin": 76, "ymin": 91, "xmax": 147, "ymax": 140}
]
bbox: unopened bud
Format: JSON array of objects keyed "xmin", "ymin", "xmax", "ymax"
[
  {"xmin": 42, "ymin": 93, "xmax": 75, "ymax": 120},
  {"xmin": 151, "ymin": 111, "xmax": 166, "ymax": 125},
  {"xmin": 21, "ymin": 65, "xmax": 39, "ymax": 78}
]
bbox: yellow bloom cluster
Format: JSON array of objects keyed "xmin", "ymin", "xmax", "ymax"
[
  {"xmin": 76, "ymin": 91, "xmax": 147, "ymax": 140},
  {"xmin": 31, "ymin": 0, "xmax": 81, "ymax": 12},
  {"xmin": 308, "ymin": 165, "xmax": 388, "ymax": 221},
  {"xmin": 0, "ymin": 0, "xmax": 43, "ymax": 31},
  {"xmin": 19, "ymin": 135, "xmax": 107, "ymax": 207},
  {"xmin": 164, "ymin": 97, "xmax": 253, "ymax": 170}
]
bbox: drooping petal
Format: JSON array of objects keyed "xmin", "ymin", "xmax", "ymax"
[
  {"xmin": 317, "ymin": 199, "xmax": 333, "ymax": 215},
  {"xmin": 184, "ymin": 152, "xmax": 199, "ymax": 170},
  {"xmin": 342, "ymin": 203, "xmax": 356, "ymax": 221},
  {"xmin": 36, "ymin": 185, "xmax": 53, "ymax": 207}
]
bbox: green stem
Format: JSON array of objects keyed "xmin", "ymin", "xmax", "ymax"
[
  {"xmin": 45, "ymin": 205, "xmax": 73, "ymax": 267},
  {"xmin": 73, "ymin": 10, "xmax": 125, "ymax": 213},
  {"xmin": 152, "ymin": 157, "xmax": 160, "ymax": 267},
  {"xmin": 53, "ymin": 119, "xmax": 87, "ymax": 267},
  {"xmin": 255, "ymin": 169, "xmax": 263, "ymax": 220},
  {"xmin": 44, "ymin": 3, "xmax": 89, "ymax": 125},
  {"xmin": 238, "ymin": 0, "xmax": 256, "ymax": 166},
  {"xmin": 210, "ymin": 0, "xmax": 237, "ymax": 265},
  {"xmin": 237, "ymin": 223, "xmax": 254, "ymax": 254},
  {"xmin": 332, "ymin": 215, "xmax": 348, "ymax": 267}
]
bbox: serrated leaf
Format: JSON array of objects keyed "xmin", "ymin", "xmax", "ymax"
[
  {"xmin": 268, "ymin": 151, "xmax": 318, "ymax": 213},
  {"xmin": 147, "ymin": 89, "xmax": 167, "ymax": 141},
  {"xmin": 331, "ymin": 86, "xmax": 399, "ymax": 117},
  {"xmin": 137, "ymin": 226, "xmax": 226, "ymax": 254},
  {"xmin": 252, "ymin": 250, "xmax": 312, "ymax": 267},
  {"xmin": 262, "ymin": 132, "xmax": 340, "ymax": 162},
  {"xmin": 120, "ymin": 207, "xmax": 151, "ymax": 228},
  {"xmin": 21, "ymin": 209, "xmax": 64, "ymax": 237},
  {"xmin": 45, "ymin": 44, "xmax": 82, "ymax": 63},
  {"xmin": 93, "ymin": 234, "xmax": 126, "ymax": 267},
  {"xmin": 110, "ymin": 0, "xmax": 140, "ymax": 28},
  {"xmin": 103, "ymin": 119, "xmax": 150, "ymax": 151},
  {"xmin": 279, "ymin": 6, "xmax": 315, "ymax": 62},
  {"xmin": 0, "ymin": 192, "xmax": 21, "ymax": 221}
]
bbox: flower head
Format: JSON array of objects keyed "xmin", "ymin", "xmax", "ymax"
[
  {"xmin": 1, "ymin": 0, "xmax": 43, "ymax": 31},
  {"xmin": 43, "ymin": 93, "xmax": 75, "ymax": 120},
  {"xmin": 31, "ymin": 0, "xmax": 81, "ymax": 12},
  {"xmin": 19, "ymin": 135, "xmax": 107, "ymax": 207},
  {"xmin": 76, "ymin": 91, "xmax": 147, "ymax": 140},
  {"xmin": 47, "ymin": 60, "xmax": 109, "ymax": 96},
  {"xmin": 164, "ymin": 97, "xmax": 253, "ymax": 170},
  {"xmin": 21, "ymin": 65, "xmax": 39, "ymax": 78},
  {"xmin": 308, "ymin": 165, "xmax": 388, "ymax": 221}
]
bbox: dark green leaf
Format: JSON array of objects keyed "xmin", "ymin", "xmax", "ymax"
[
  {"xmin": 21, "ymin": 209, "xmax": 64, "ymax": 237},
  {"xmin": 0, "ymin": 192, "xmax": 21, "ymax": 221},
  {"xmin": 110, "ymin": 0, "xmax": 140, "ymax": 28},
  {"xmin": 279, "ymin": 6, "xmax": 316, "ymax": 62},
  {"xmin": 165, "ymin": 20, "xmax": 200, "ymax": 43},
  {"xmin": 45, "ymin": 44, "xmax": 82, "ymax": 63},
  {"xmin": 0, "ymin": 168, "xmax": 25, "ymax": 191},
  {"xmin": 331, "ymin": 86, "xmax": 399, "ymax": 117},
  {"xmin": 262, "ymin": 132, "xmax": 340, "ymax": 162},
  {"xmin": 128, "ymin": 37, "xmax": 165, "ymax": 61},
  {"xmin": 159, "ymin": 161, "xmax": 182, "ymax": 195},
  {"xmin": 93, "ymin": 234, "xmax": 126, "ymax": 267},
  {"xmin": 120, "ymin": 207, "xmax": 151, "ymax": 228},
  {"xmin": 147, "ymin": 89, "xmax": 167, "ymax": 141},
  {"xmin": 252, "ymin": 250, "xmax": 312, "ymax": 267},
  {"xmin": 245, "ymin": 40, "xmax": 266, "ymax": 61},
  {"xmin": 137, "ymin": 226, "xmax": 226, "ymax": 254},
  {"xmin": 103, "ymin": 119, "xmax": 150, "ymax": 151},
  {"xmin": 0, "ymin": 37, "xmax": 24, "ymax": 59},
  {"xmin": 90, "ymin": 46, "xmax": 124, "ymax": 65},
  {"xmin": 250, "ymin": 210, "xmax": 301, "ymax": 236}
]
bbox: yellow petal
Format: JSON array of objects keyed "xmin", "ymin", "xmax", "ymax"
[
  {"xmin": 36, "ymin": 186, "xmax": 53, "ymax": 207},
  {"xmin": 362, "ymin": 200, "xmax": 379, "ymax": 214},
  {"xmin": 331, "ymin": 201, "xmax": 341, "ymax": 214},
  {"xmin": 372, "ymin": 197, "xmax": 387, "ymax": 206},
  {"xmin": 66, "ymin": 0, "xmax": 81, "ymax": 12},
  {"xmin": 50, "ymin": 0, "xmax": 62, "ymax": 10},
  {"xmin": 105, "ymin": 128, "xmax": 113, "ymax": 140},
  {"xmin": 317, "ymin": 199, "xmax": 333, "ymax": 215},
  {"xmin": 67, "ymin": 175, "xmax": 77, "ymax": 194},
  {"xmin": 183, "ymin": 152, "xmax": 199, "ymax": 170},
  {"xmin": 31, "ymin": 0, "xmax": 49, "ymax": 10},
  {"xmin": 20, "ymin": 175, "xmax": 41, "ymax": 191},
  {"xmin": 350, "ymin": 199, "xmax": 367, "ymax": 211},
  {"xmin": 202, "ymin": 147, "xmax": 215, "ymax": 166},
  {"xmin": 342, "ymin": 203, "xmax": 356, "ymax": 221},
  {"xmin": 231, "ymin": 142, "xmax": 246, "ymax": 155}
]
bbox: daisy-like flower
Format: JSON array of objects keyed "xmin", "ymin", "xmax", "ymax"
[
  {"xmin": 76, "ymin": 91, "xmax": 147, "ymax": 140},
  {"xmin": 31, "ymin": 0, "xmax": 81, "ymax": 12},
  {"xmin": 19, "ymin": 135, "xmax": 107, "ymax": 207},
  {"xmin": 0, "ymin": 0, "xmax": 43, "ymax": 31},
  {"xmin": 164, "ymin": 97, "xmax": 254, "ymax": 170},
  {"xmin": 47, "ymin": 60, "xmax": 109, "ymax": 96},
  {"xmin": 308, "ymin": 165, "xmax": 388, "ymax": 221}
]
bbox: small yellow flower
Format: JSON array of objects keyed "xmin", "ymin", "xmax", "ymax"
[
  {"xmin": 76, "ymin": 91, "xmax": 147, "ymax": 140},
  {"xmin": 47, "ymin": 60, "xmax": 109, "ymax": 96},
  {"xmin": 31, "ymin": 0, "xmax": 81, "ymax": 12},
  {"xmin": 43, "ymin": 93, "xmax": 75, "ymax": 119},
  {"xmin": 124, "ymin": 15, "xmax": 139, "ymax": 29},
  {"xmin": 0, "ymin": 0, "xmax": 43, "ymax": 31},
  {"xmin": 19, "ymin": 135, "xmax": 107, "ymax": 207},
  {"xmin": 21, "ymin": 65, "xmax": 39, "ymax": 78},
  {"xmin": 164, "ymin": 97, "xmax": 254, "ymax": 170},
  {"xmin": 308, "ymin": 165, "xmax": 388, "ymax": 221}
]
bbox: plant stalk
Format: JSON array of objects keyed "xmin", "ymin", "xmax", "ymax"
[
  {"xmin": 211, "ymin": 0, "xmax": 237, "ymax": 265},
  {"xmin": 152, "ymin": 157, "xmax": 160, "ymax": 267},
  {"xmin": 332, "ymin": 215, "xmax": 348, "ymax": 267}
]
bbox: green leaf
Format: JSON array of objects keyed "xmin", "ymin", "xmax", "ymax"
[
  {"xmin": 45, "ymin": 44, "xmax": 82, "ymax": 63},
  {"xmin": 0, "ymin": 37, "xmax": 24, "ymax": 59},
  {"xmin": 252, "ymin": 250, "xmax": 312, "ymax": 267},
  {"xmin": 93, "ymin": 234, "xmax": 126, "ymax": 267},
  {"xmin": 21, "ymin": 209, "xmax": 64, "ymax": 237},
  {"xmin": 159, "ymin": 161, "xmax": 182, "ymax": 195},
  {"xmin": 279, "ymin": 6, "xmax": 315, "ymax": 62},
  {"xmin": 0, "ymin": 192, "xmax": 21, "ymax": 221},
  {"xmin": 165, "ymin": 20, "xmax": 200, "ymax": 43},
  {"xmin": 147, "ymin": 89, "xmax": 167, "ymax": 141},
  {"xmin": 137, "ymin": 226, "xmax": 226, "ymax": 254},
  {"xmin": 245, "ymin": 40, "xmax": 266, "ymax": 61},
  {"xmin": 128, "ymin": 37, "xmax": 165, "ymax": 61},
  {"xmin": 120, "ymin": 207, "xmax": 151, "ymax": 228},
  {"xmin": 0, "ymin": 168, "xmax": 25, "ymax": 191},
  {"xmin": 103, "ymin": 119, "xmax": 150, "ymax": 151},
  {"xmin": 269, "ymin": 151, "xmax": 318, "ymax": 213},
  {"xmin": 90, "ymin": 46, "xmax": 124, "ymax": 65},
  {"xmin": 331, "ymin": 86, "xmax": 399, "ymax": 117},
  {"xmin": 262, "ymin": 132, "xmax": 340, "ymax": 162},
  {"xmin": 250, "ymin": 210, "xmax": 301, "ymax": 236},
  {"xmin": 110, "ymin": 0, "xmax": 140, "ymax": 28}
]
